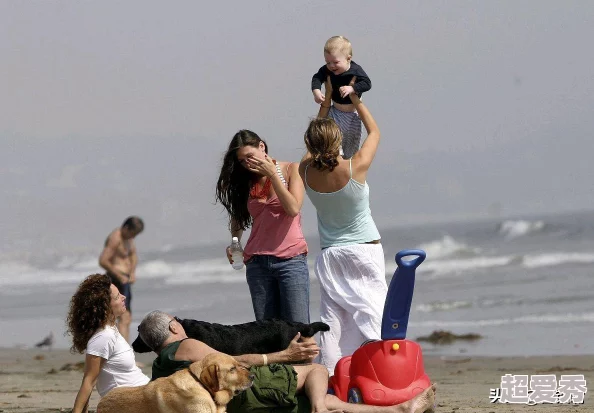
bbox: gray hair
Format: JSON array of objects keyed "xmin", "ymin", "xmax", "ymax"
[{"xmin": 138, "ymin": 310, "xmax": 172, "ymax": 351}]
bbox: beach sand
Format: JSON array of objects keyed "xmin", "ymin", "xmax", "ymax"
[{"xmin": 0, "ymin": 348, "xmax": 591, "ymax": 412}]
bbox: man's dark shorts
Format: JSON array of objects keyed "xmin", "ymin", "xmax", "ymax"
[
  {"xmin": 108, "ymin": 272, "xmax": 132, "ymax": 312},
  {"xmin": 227, "ymin": 364, "xmax": 310, "ymax": 413}
]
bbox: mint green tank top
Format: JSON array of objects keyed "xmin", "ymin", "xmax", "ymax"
[{"xmin": 304, "ymin": 159, "xmax": 380, "ymax": 249}]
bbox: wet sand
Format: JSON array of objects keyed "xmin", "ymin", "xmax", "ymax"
[{"xmin": 0, "ymin": 348, "xmax": 591, "ymax": 412}]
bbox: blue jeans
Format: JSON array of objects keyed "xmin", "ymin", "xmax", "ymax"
[{"xmin": 246, "ymin": 254, "xmax": 310, "ymax": 324}]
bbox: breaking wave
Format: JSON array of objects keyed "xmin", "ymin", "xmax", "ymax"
[
  {"xmin": 416, "ymin": 235, "xmax": 480, "ymax": 259},
  {"xmin": 498, "ymin": 219, "xmax": 545, "ymax": 239}
]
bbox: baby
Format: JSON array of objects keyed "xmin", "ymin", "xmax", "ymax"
[{"xmin": 311, "ymin": 36, "xmax": 371, "ymax": 159}]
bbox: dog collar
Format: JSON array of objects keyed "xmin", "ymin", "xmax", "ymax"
[{"xmin": 188, "ymin": 368, "xmax": 217, "ymax": 400}]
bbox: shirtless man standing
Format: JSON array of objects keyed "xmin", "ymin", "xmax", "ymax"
[{"xmin": 99, "ymin": 216, "xmax": 144, "ymax": 342}]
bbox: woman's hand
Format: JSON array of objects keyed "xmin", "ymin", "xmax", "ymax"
[{"xmin": 245, "ymin": 154, "xmax": 276, "ymax": 178}]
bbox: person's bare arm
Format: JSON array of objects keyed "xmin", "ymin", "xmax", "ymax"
[
  {"xmin": 72, "ymin": 354, "xmax": 104, "ymax": 413},
  {"xmin": 234, "ymin": 333, "xmax": 320, "ymax": 367},
  {"xmin": 129, "ymin": 242, "xmax": 138, "ymax": 283},
  {"xmin": 176, "ymin": 338, "xmax": 222, "ymax": 363},
  {"xmin": 269, "ymin": 162, "xmax": 304, "ymax": 217},
  {"xmin": 351, "ymin": 92, "xmax": 380, "ymax": 175},
  {"xmin": 230, "ymin": 218, "xmax": 244, "ymax": 241},
  {"xmin": 284, "ymin": 163, "xmax": 305, "ymax": 215},
  {"xmin": 176, "ymin": 334, "xmax": 319, "ymax": 368},
  {"xmin": 98, "ymin": 235, "xmax": 127, "ymax": 284}
]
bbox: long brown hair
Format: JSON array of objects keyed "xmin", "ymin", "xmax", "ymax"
[
  {"xmin": 215, "ymin": 130, "xmax": 268, "ymax": 231},
  {"xmin": 304, "ymin": 117, "xmax": 342, "ymax": 172},
  {"xmin": 66, "ymin": 274, "xmax": 113, "ymax": 354}
]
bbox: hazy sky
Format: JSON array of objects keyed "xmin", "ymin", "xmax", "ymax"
[{"xmin": 1, "ymin": 1, "xmax": 593, "ymax": 255}]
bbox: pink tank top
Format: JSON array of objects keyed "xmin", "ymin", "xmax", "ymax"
[{"xmin": 243, "ymin": 164, "xmax": 308, "ymax": 262}]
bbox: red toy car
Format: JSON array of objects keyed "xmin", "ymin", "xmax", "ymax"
[{"xmin": 328, "ymin": 250, "xmax": 431, "ymax": 405}]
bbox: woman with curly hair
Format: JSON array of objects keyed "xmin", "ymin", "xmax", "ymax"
[
  {"xmin": 216, "ymin": 130, "xmax": 310, "ymax": 324},
  {"xmin": 299, "ymin": 77, "xmax": 387, "ymax": 373},
  {"xmin": 67, "ymin": 274, "xmax": 149, "ymax": 412}
]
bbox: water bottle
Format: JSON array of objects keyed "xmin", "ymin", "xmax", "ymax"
[{"xmin": 229, "ymin": 237, "xmax": 244, "ymax": 270}]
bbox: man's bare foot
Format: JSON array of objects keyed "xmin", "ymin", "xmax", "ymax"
[{"xmin": 411, "ymin": 383, "xmax": 436, "ymax": 413}]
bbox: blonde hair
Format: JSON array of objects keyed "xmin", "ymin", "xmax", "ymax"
[
  {"xmin": 324, "ymin": 36, "xmax": 352, "ymax": 57},
  {"xmin": 304, "ymin": 118, "xmax": 342, "ymax": 172}
]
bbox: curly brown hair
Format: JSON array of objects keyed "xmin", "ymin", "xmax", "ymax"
[
  {"xmin": 304, "ymin": 117, "xmax": 342, "ymax": 172},
  {"xmin": 66, "ymin": 273, "xmax": 113, "ymax": 354},
  {"xmin": 215, "ymin": 130, "xmax": 268, "ymax": 231}
]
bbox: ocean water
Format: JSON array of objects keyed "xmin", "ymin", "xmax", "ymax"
[{"xmin": 1, "ymin": 209, "xmax": 593, "ymax": 357}]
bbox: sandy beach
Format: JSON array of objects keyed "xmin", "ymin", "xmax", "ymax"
[{"xmin": 0, "ymin": 348, "xmax": 590, "ymax": 413}]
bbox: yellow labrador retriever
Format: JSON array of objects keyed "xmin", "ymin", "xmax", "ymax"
[{"xmin": 97, "ymin": 353, "xmax": 254, "ymax": 413}]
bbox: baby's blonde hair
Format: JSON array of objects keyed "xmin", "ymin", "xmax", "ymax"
[{"xmin": 324, "ymin": 36, "xmax": 352, "ymax": 58}]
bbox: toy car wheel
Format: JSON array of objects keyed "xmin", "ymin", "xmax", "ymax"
[{"xmin": 348, "ymin": 388, "xmax": 362, "ymax": 404}]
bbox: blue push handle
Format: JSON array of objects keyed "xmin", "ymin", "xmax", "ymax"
[
  {"xmin": 381, "ymin": 249, "xmax": 427, "ymax": 340},
  {"xmin": 395, "ymin": 249, "xmax": 426, "ymax": 269}
]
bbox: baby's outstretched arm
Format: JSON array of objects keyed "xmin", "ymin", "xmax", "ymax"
[
  {"xmin": 311, "ymin": 66, "xmax": 328, "ymax": 104},
  {"xmin": 312, "ymin": 89, "xmax": 325, "ymax": 104},
  {"xmin": 352, "ymin": 65, "xmax": 371, "ymax": 94},
  {"xmin": 317, "ymin": 76, "xmax": 333, "ymax": 118}
]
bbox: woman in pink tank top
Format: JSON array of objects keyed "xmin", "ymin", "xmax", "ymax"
[{"xmin": 216, "ymin": 130, "xmax": 310, "ymax": 323}]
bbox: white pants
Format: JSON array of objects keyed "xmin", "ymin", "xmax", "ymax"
[{"xmin": 314, "ymin": 243, "xmax": 388, "ymax": 373}]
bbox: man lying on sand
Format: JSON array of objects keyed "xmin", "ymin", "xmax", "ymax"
[{"xmin": 137, "ymin": 310, "xmax": 436, "ymax": 413}]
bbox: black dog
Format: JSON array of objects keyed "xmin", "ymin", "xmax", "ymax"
[{"xmin": 132, "ymin": 318, "xmax": 330, "ymax": 355}]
